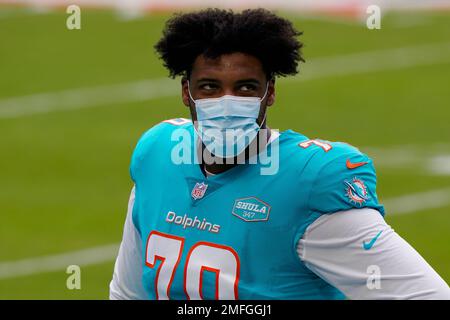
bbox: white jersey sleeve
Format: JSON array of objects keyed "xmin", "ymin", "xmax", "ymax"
[
  {"xmin": 109, "ymin": 186, "xmax": 147, "ymax": 300},
  {"xmin": 297, "ymin": 208, "xmax": 450, "ymax": 300}
]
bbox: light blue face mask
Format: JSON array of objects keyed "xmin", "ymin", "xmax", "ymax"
[{"xmin": 188, "ymin": 81, "xmax": 269, "ymax": 158}]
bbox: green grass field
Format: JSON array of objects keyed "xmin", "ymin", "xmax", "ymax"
[{"xmin": 0, "ymin": 7, "xmax": 449, "ymax": 299}]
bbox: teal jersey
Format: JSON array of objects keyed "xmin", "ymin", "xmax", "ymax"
[{"xmin": 130, "ymin": 118, "xmax": 385, "ymax": 300}]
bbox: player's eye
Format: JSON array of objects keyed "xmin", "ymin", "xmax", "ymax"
[
  {"xmin": 199, "ymin": 83, "xmax": 219, "ymax": 91},
  {"xmin": 238, "ymin": 84, "xmax": 257, "ymax": 93}
]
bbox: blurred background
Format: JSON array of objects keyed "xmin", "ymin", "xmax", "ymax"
[{"xmin": 0, "ymin": 0, "xmax": 449, "ymax": 299}]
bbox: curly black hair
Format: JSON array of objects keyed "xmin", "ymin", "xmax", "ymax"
[{"xmin": 154, "ymin": 8, "xmax": 304, "ymax": 79}]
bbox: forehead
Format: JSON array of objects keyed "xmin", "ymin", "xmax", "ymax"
[{"xmin": 190, "ymin": 52, "xmax": 266, "ymax": 81}]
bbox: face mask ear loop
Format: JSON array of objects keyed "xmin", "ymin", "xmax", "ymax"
[
  {"xmin": 187, "ymin": 80, "xmax": 203, "ymax": 141},
  {"xmin": 257, "ymin": 82, "xmax": 270, "ymax": 130},
  {"xmin": 187, "ymin": 80, "xmax": 196, "ymax": 103},
  {"xmin": 260, "ymin": 81, "xmax": 270, "ymax": 102}
]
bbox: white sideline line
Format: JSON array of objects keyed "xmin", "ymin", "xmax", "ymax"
[
  {"xmin": 0, "ymin": 78, "xmax": 179, "ymax": 119},
  {"xmin": 428, "ymin": 155, "xmax": 450, "ymax": 176},
  {"xmin": 0, "ymin": 244, "xmax": 120, "ymax": 280},
  {"xmin": 1, "ymin": 42, "xmax": 450, "ymax": 119},
  {"xmin": 288, "ymin": 42, "xmax": 450, "ymax": 81},
  {"xmin": 0, "ymin": 187, "xmax": 449, "ymax": 280},
  {"xmin": 292, "ymin": 13, "xmax": 363, "ymax": 26},
  {"xmin": 382, "ymin": 187, "xmax": 450, "ymax": 215}
]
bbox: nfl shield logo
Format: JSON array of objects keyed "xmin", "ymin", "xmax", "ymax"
[{"xmin": 191, "ymin": 182, "xmax": 208, "ymax": 200}]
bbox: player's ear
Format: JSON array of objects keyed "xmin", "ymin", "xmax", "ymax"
[
  {"xmin": 181, "ymin": 77, "xmax": 191, "ymax": 107},
  {"xmin": 266, "ymin": 78, "xmax": 275, "ymax": 107}
]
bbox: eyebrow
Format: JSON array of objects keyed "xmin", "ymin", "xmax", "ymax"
[
  {"xmin": 235, "ymin": 79, "xmax": 261, "ymax": 85},
  {"xmin": 196, "ymin": 78, "xmax": 261, "ymax": 85},
  {"xmin": 196, "ymin": 78, "xmax": 221, "ymax": 84}
]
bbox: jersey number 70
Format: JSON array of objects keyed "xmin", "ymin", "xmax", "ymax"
[{"xmin": 146, "ymin": 230, "xmax": 240, "ymax": 300}]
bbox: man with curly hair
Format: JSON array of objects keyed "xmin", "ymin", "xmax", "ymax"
[{"xmin": 110, "ymin": 8, "xmax": 450, "ymax": 300}]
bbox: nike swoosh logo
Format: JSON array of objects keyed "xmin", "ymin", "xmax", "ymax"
[
  {"xmin": 346, "ymin": 159, "xmax": 368, "ymax": 169},
  {"xmin": 363, "ymin": 231, "xmax": 383, "ymax": 250}
]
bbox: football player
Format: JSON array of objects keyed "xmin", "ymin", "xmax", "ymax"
[{"xmin": 110, "ymin": 8, "xmax": 450, "ymax": 300}]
